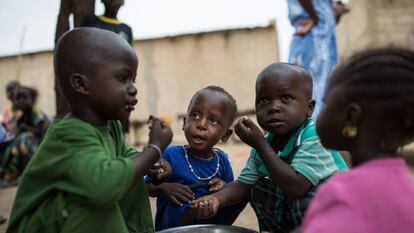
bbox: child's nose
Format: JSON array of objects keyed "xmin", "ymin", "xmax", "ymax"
[
  {"xmin": 197, "ymin": 118, "xmax": 208, "ymax": 130},
  {"xmin": 269, "ymin": 100, "xmax": 282, "ymax": 113},
  {"xmin": 127, "ymin": 84, "xmax": 137, "ymax": 96}
]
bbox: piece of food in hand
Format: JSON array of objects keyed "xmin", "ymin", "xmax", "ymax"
[{"xmin": 159, "ymin": 115, "xmax": 172, "ymax": 126}]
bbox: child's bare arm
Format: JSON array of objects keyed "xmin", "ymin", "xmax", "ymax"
[
  {"xmin": 292, "ymin": 0, "xmax": 319, "ymax": 37},
  {"xmin": 208, "ymin": 178, "xmax": 226, "ymax": 193},
  {"xmin": 298, "ymin": 0, "xmax": 319, "ymax": 24},
  {"xmin": 235, "ymin": 117, "xmax": 312, "ymax": 199},
  {"xmin": 147, "ymin": 182, "xmax": 194, "ymax": 205},
  {"xmin": 131, "ymin": 116, "xmax": 173, "ymax": 184},
  {"xmin": 191, "ymin": 181, "xmax": 250, "ymax": 220},
  {"xmin": 211, "ymin": 181, "xmax": 250, "ymax": 207}
]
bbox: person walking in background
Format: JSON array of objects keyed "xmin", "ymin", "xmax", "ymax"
[
  {"xmin": 82, "ymin": 0, "xmax": 133, "ymax": 138},
  {"xmin": 287, "ymin": 0, "xmax": 349, "ymax": 117},
  {"xmin": 82, "ymin": 0, "xmax": 133, "ymax": 45}
]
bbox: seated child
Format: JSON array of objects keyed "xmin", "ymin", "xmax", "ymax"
[
  {"xmin": 0, "ymin": 81, "xmax": 20, "ymax": 129},
  {"xmin": 6, "ymin": 28, "xmax": 173, "ymax": 233},
  {"xmin": 146, "ymin": 86, "xmax": 244, "ymax": 231},
  {"xmin": 192, "ymin": 63, "xmax": 348, "ymax": 233},
  {"xmin": 301, "ymin": 48, "xmax": 414, "ymax": 232},
  {"xmin": 1, "ymin": 85, "xmax": 51, "ymax": 184}
]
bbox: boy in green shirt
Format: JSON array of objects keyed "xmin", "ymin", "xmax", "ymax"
[{"xmin": 6, "ymin": 28, "xmax": 172, "ymax": 233}]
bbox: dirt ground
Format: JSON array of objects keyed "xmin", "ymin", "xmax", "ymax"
[{"xmin": 0, "ymin": 142, "xmax": 258, "ymax": 232}]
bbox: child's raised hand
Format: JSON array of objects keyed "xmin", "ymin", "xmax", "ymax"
[
  {"xmin": 147, "ymin": 115, "xmax": 173, "ymax": 151},
  {"xmin": 159, "ymin": 183, "xmax": 194, "ymax": 206},
  {"xmin": 148, "ymin": 158, "xmax": 172, "ymax": 185},
  {"xmin": 235, "ymin": 116, "xmax": 265, "ymax": 149},
  {"xmin": 208, "ymin": 178, "xmax": 226, "ymax": 193},
  {"xmin": 190, "ymin": 195, "xmax": 220, "ymax": 219}
]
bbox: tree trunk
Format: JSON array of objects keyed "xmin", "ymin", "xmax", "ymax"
[{"xmin": 54, "ymin": 0, "xmax": 95, "ymax": 118}]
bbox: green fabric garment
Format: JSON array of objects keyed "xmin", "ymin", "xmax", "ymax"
[
  {"xmin": 6, "ymin": 115, "xmax": 154, "ymax": 233},
  {"xmin": 237, "ymin": 118, "xmax": 348, "ymax": 186}
]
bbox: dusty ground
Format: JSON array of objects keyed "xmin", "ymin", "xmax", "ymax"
[{"xmin": 0, "ymin": 142, "xmax": 258, "ymax": 232}]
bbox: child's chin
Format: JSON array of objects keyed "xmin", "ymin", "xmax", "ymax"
[
  {"xmin": 270, "ymin": 128, "xmax": 292, "ymax": 137},
  {"xmin": 113, "ymin": 114, "xmax": 130, "ymax": 121}
]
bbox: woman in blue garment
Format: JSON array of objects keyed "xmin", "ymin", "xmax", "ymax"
[{"xmin": 288, "ymin": 0, "xmax": 348, "ymax": 117}]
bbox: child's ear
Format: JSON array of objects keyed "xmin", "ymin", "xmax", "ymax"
[
  {"xmin": 70, "ymin": 73, "xmax": 89, "ymax": 95},
  {"xmin": 306, "ymin": 99, "xmax": 316, "ymax": 118},
  {"xmin": 182, "ymin": 117, "xmax": 186, "ymax": 131},
  {"xmin": 221, "ymin": 129, "xmax": 233, "ymax": 142},
  {"xmin": 344, "ymin": 102, "xmax": 362, "ymax": 125}
]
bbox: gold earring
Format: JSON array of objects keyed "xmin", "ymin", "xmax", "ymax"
[{"xmin": 342, "ymin": 125, "xmax": 358, "ymax": 138}]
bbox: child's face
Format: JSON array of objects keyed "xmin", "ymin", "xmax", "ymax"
[
  {"xmin": 255, "ymin": 74, "xmax": 313, "ymax": 136},
  {"xmin": 6, "ymin": 83, "xmax": 18, "ymax": 101},
  {"xmin": 183, "ymin": 91, "xmax": 232, "ymax": 155},
  {"xmin": 13, "ymin": 88, "xmax": 34, "ymax": 112},
  {"xmin": 86, "ymin": 47, "xmax": 138, "ymax": 123}
]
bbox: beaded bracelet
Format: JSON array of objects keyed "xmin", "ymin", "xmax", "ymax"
[{"xmin": 146, "ymin": 144, "xmax": 163, "ymax": 157}]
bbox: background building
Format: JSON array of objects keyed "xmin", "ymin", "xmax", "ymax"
[
  {"xmin": 336, "ymin": 0, "xmax": 414, "ymax": 59},
  {"xmin": 0, "ymin": 24, "xmax": 278, "ymax": 144},
  {"xmin": 1, "ymin": 0, "xmax": 414, "ymax": 145}
]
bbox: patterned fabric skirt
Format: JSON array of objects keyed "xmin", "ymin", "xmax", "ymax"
[{"xmin": 1, "ymin": 131, "xmax": 38, "ymax": 182}]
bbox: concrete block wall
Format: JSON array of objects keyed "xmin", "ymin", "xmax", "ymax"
[
  {"xmin": 337, "ymin": 0, "xmax": 414, "ymax": 60},
  {"xmin": 0, "ymin": 25, "xmax": 278, "ymax": 145}
]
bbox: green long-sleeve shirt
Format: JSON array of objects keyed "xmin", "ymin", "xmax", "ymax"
[{"xmin": 7, "ymin": 115, "xmax": 154, "ymax": 233}]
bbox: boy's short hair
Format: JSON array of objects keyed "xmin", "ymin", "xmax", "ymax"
[
  {"xmin": 257, "ymin": 63, "xmax": 313, "ymax": 99},
  {"xmin": 189, "ymin": 86, "xmax": 237, "ymax": 125}
]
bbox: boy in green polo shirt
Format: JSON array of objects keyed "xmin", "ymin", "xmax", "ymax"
[
  {"xmin": 6, "ymin": 28, "xmax": 172, "ymax": 233},
  {"xmin": 192, "ymin": 63, "xmax": 347, "ymax": 232}
]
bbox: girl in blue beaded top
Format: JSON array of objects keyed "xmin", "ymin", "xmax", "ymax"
[{"xmin": 146, "ymin": 86, "xmax": 244, "ymax": 230}]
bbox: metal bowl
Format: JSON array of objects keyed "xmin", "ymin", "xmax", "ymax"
[{"xmin": 156, "ymin": 224, "xmax": 258, "ymax": 233}]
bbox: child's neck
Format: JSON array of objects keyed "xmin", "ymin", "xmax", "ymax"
[
  {"xmin": 185, "ymin": 145, "xmax": 214, "ymax": 160},
  {"xmin": 20, "ymin": 108, "xmax": 33, "ymax": 123},
  {"xmin": 270, "ymin": 121, "xmax": 306, "ymax": 152},
  {"xmin": 351, "ymin": 133, "xmax": 401, "ymax": 166},
  {"xmin": 351, "ymin": 149, "xmax": 399, "ymax": 166},
  {"xmin": 70, "ymin": 109, "xmax": 108, "ymax": 127},
  {"xmin": 271, "ymin": 133, "xmax": 292, "ymax": 153},
  {"xmin": 103, "ymin": 11, "xmax": 118, "ymax": 19}
]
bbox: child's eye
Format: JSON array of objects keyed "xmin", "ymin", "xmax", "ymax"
[
  {"xmin": 257, "ymin": 98, "xmax": 268, "ymax": 105},
  {"xmin": 281, "ymin": 95, "xmax": 293, "ymax": 103},
  {"xmin": 190, "ymin": 112, "xmax": 200, "ymax": 119},
  {"xmin": 118, "ymin": 76, "xmax": 129, "ymax": 83},
  {"xmin": 210, "ymin": 117, "xmax": 218, "ymax": 125}
]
